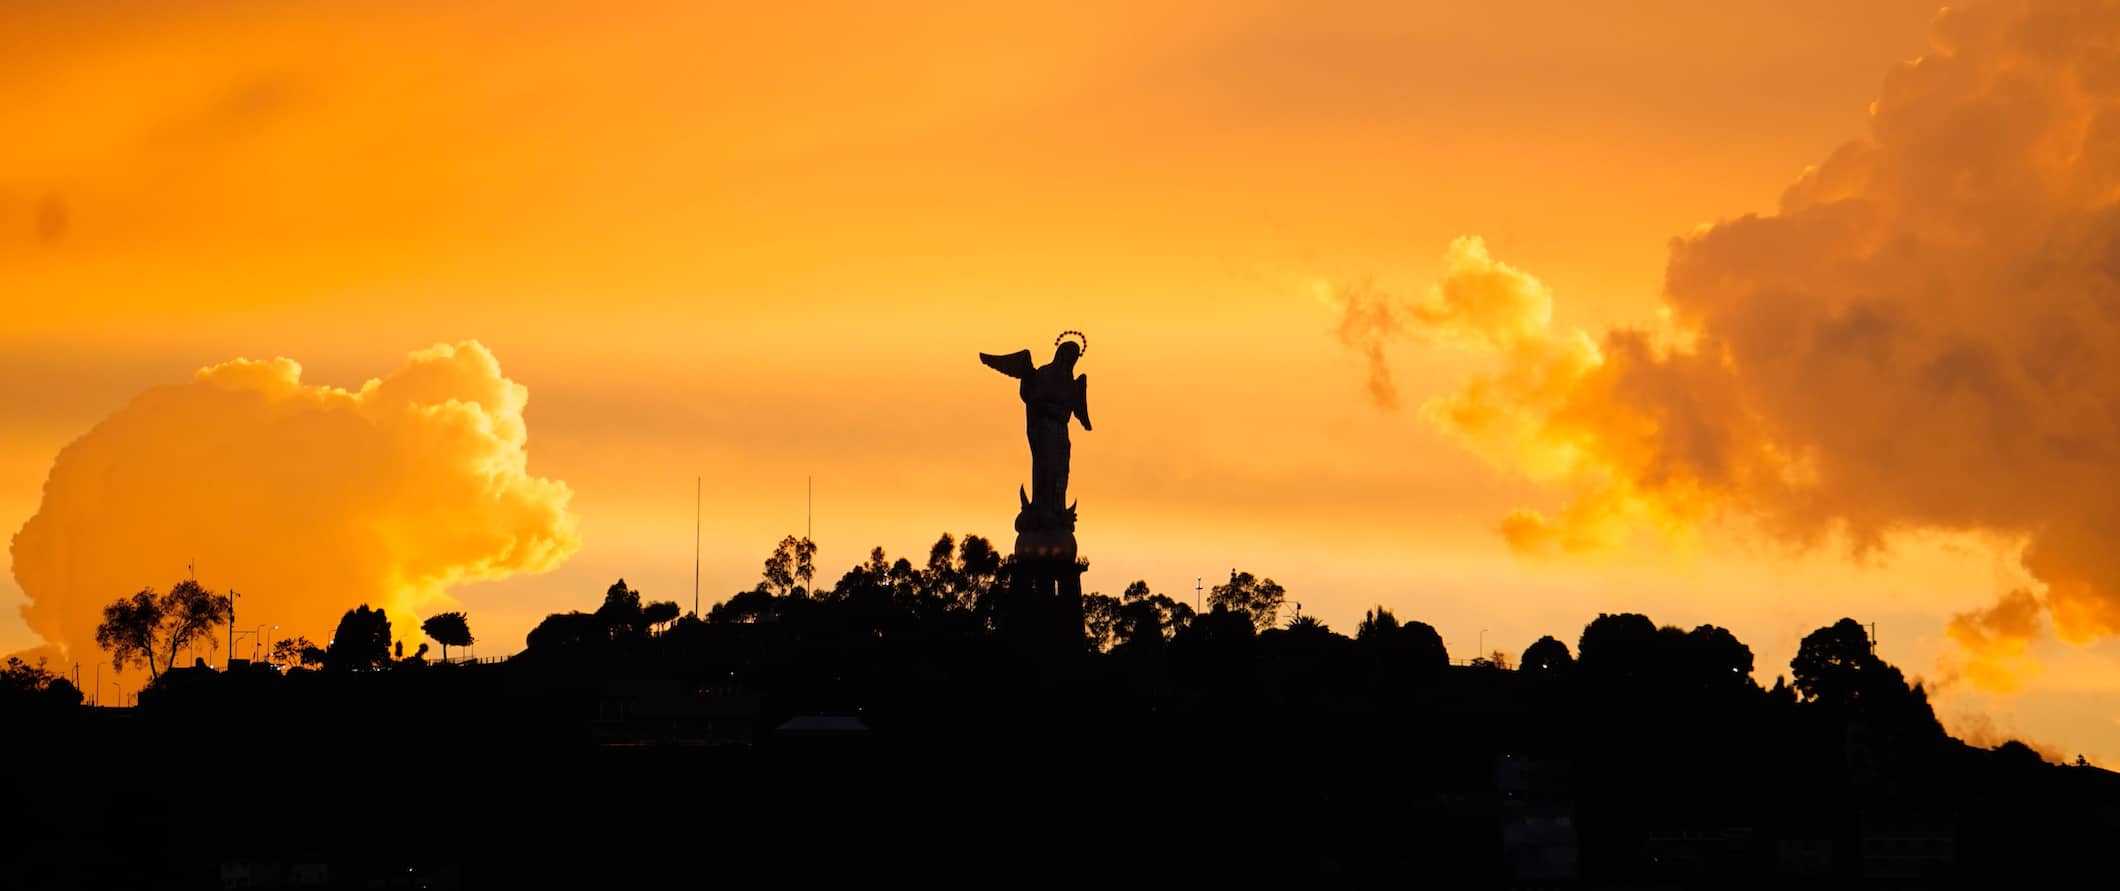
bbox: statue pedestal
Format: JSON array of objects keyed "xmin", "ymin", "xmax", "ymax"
[
  {"xmin": 1013, "ymin": 528, "xmax": 1077, "ymax": 563},
  {"xmin": 999, "ymin": 545, "xmax": 1086, "ymax": 646}
]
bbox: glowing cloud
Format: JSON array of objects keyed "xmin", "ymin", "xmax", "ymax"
[
  {"xmin": 1336, "ymin": 1, "xmax": 2120, "ymax": 690},
  {"xmin": 10, "ymin": 341, "xmax": 579, "ymax": 664}
]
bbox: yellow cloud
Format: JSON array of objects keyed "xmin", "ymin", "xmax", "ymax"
[{"xmin": 10, "ymin": 341, "xmax": 579, "ymax": 664}]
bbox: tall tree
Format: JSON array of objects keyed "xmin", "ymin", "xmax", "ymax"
[
  {"xmin": 1082, "ymin": 593, "xmax": 1124, "ymax": 651},
  {"xmin": 0, "ymin": 656, "xmax": 82, "ymax": 712},
  {"xmin": 1356, "ymin": 606, "xmax": 1401, "ymax": 641},
  {"xmin": 641, "ymin": 601, "xmax": 681, "ymax": 634},
  {"xmin": 760, "ymin": 537, "xmax": 817, "ymax": 597},
  {"xmin": 1359, "ymin": 615, "xmax": 1448, "ymax": 683},
  {"xmin": 1790, "ymin": 617, "xmax": 1876, "ymax": 705},
  {"xmin": 923, "ymin": 533, "xmax": 961, "ymax": 605},
  {"xmin": 269, "ymin": 636, "xmax": 318, "ymax": 668},
  {"xmin": 326, "ymin": 605, "xmax": 393, "ymax": 671},
  {"xmin": 598, "ymin": 579, "xmax": 643, "ymax": 630},
  {"xmin": 1113, "ymin": 583, "xmax": 1193, "ymax": 648},
  {"xmin": 1577, "ymin": 612, "xmax": 1659, "ymax": 679},
  {"xmin": 1285, "ymin": 614, "xmax": 1331, "ymax": 635},
  {"xmin": 421, "ymin": 612, "xmax": 474, "ymax": 662},
  {"xmin": 957, "ymin": 535, "xmax": 1002, "ymax": 609},
  {"xmin": 1520, "ymin": 635, "xmax": 1574, "ymax": 673},
  {"xmin": 1208, "ymin": 570, "xmax": 1286, "ymax": 632},
  {"xmin": 1679, "ymin": 624, "xmax": 1755, "ymax": 691},
  {"xmin": 94, "ymin": 580, "xmax": 235, "ymax": 679}
]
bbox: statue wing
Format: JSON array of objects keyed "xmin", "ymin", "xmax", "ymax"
[
  {"xmin": 979, "ymin": 350, "xmax": 1035, "ymax": 379},
  {"xmin": 1073, "ymin": 373, "xmax": 1092, "ymax": 431}
]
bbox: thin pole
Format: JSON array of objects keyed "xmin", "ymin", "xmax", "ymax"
[
  {"xmin": 226, "ymin": 589, "xmax": 239, "ymax": 671},
  {"xmin": 694, "ymin": 477, "xmax": 701, "ymax": 617}
]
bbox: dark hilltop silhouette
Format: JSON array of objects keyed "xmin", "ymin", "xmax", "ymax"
[{"xmin": 5, "ymin": 333, "xmax": 2119, "ymax": 889}]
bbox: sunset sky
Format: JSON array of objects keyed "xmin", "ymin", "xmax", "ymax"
[{"xmin": 8, "ymin": 0, "xmax": 2119, "ymax": 761}]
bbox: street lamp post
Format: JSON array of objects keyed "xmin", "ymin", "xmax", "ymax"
[{"xmin": 1478, "ymin": 629, "xmax": 1488, "ymax": 662}]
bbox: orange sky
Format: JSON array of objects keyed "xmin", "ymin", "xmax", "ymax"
[{"xmin": 8, "ymin": 0, "xmax": 2113, "ymax": 761}]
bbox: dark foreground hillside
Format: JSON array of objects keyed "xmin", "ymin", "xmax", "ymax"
[{"xmin": 10, "ymin": 575, "xmax": 2120, "ymax": 889}]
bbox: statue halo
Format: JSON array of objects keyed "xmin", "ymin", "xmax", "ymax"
[{"xmin": 1055, "ymin": 330, "xmax": 1088, "ymax": 357}]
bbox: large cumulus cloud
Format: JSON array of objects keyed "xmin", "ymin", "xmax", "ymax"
[
  {"xmin": 1337, "ymin": 1, "xmax": 2120, "ymax": 690},
  {"xmin": 11, "ymin": 341, "xmax": 579, "ymax": 664}
]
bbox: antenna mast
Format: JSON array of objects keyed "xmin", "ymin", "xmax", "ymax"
[{"xmin": 694, "ymin": 477, "xmax": 701, "ymax": 618}]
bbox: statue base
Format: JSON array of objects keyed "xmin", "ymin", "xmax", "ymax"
[
  {"xmin": 998, "ymin": 552, "xmax": 1086, "ymax": 646},
  {"xmin": 1001, "ymin": 490, "xmax": 1084, "ymax": 644},
  {"xmin": 1013, "ymin": 528, "xmax": 1077, "ymax": 563}
]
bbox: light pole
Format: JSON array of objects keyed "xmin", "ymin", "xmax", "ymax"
[
  {"xmin": 225, "ymin": 588, "xmax": 240, "ymax": 670},
  {"xmin": 231, "ymin": 629, "xmax": 259, "ymax": 667},
  {"xmin": 1478, "ymin": 629, "xmax": 1488, "ymax": 662}
]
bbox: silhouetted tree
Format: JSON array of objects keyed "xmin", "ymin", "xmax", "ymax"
[
  {"xmin": 1520, "ymin": 635, "xmax": 1573, "ymax": 673},
  {"xmin": 641, "ymin": 601, "xmax": 681, "ymax": 633},
  {"xmin": 421, "ymin": 612, "xmax": 473, "ymax": 662},
  {"xmin": 597, "ymin": 579, "xmax": 645, "ymax": 636},
  {"xmin": 1113, "ymin": 582, "xmax": 1193, "ymax": 648},
  {"xmin": 1356, "ymin": 606, "xmax": 1400, "ymax": 641},
  {"xmin": 1789, "ymin": 617, "xmax": 1875, "ymax": 706},
  {"xmin": 1788, "ymin": 617, "xmax": 1943, "ymax": 741},
  {"xmin": 94, "ymin": 579, "xmax": 235, "ymax": 680},
  {"xmin": 1994, "ymin": 740, "xmax": 2048, "ymax": 768},
  {"xmin": 1678, "ymin": 624, "xmax": 1754, "ymax": 691},
  {"xmin": 1766, "ymin": 674, "xmax": 1796, "ymax": 707},
  {"xmin": 1577, "ymin": 612, "xmax": 1658, "ymax": 679},
  {"xmin": 1286, "ymin": 614, "xmax": 1331, "ymax": 635},
  {"xmin": 1208, "ymin": 570, "xmax": 1285, "ymax": 632},
  {"xmin": 761, "ymin": 536, "xmax": 818, "ymax": 597},
  {"xmin": 269, "ymin": 636, "xmax": 318, "ymax": 668},
  {"xmin": 708, "ymin": 589, "xmax": 777, "ymax": 624},
  {"xmin": 0, "ymin": 656, "xmax": 81, "ymax": 711},
  {"xmin": 526, "ymin": 612, "xmax": 604, "ymax": 651},
  {"xmin": 326, "ymin": 605, "xmax": 393, "ymax": 671},
  {"xmin": 1358, "ymin": 613, "xmax": 1448, "ymax": 683},
  {"xmin": 1083, "ymin": 593, "xmax": 1124, "ymax": 651},
  {"xmin": 1177, "ymin": 604, "xmax": 1258, "ymax": 646},
  {"xmin": 924, "ymin": 533, "xmax": 961, "ymax": 605},
  {"xmin": 957, "ymin": 535, "xmax": 1002, "ymax": 611}
]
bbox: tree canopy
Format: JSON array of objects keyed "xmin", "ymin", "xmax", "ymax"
[
  {"xmin": 1207, "ymin": 571, "xmax": 1285, "ymax": 632},
  {"xmin": 326, "ymin": 605, "xmax": 393, "ymax": 671},
  {"xmin": 422, "ymin": 612, "xmax": 474, "ymax": 662},
  {"xmin": 94, "ymin": 579, "xmax": 235, "ymax": 679}
]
